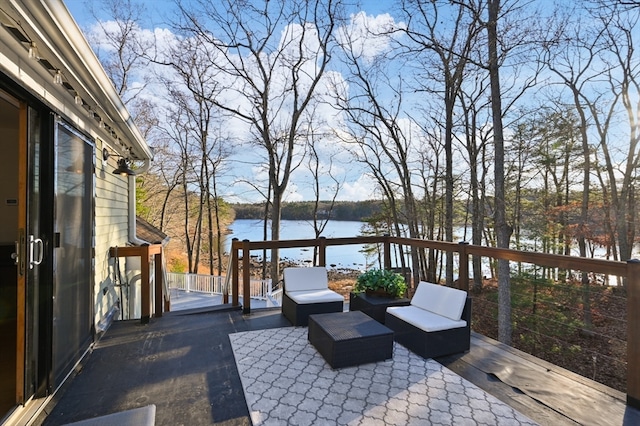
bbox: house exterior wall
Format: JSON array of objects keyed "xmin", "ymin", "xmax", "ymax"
[
  {"xmin": 94, "ymin": 144, "xmax": 130, "ymax": 325},
  {"xmin": 0, "ymin": 0, "xmax": 151, "ymax": 328},
  {"xmin": 0, "ymin": 1, "xmax": 153, "ymax": 420}
]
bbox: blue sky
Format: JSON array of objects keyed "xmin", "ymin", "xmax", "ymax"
[
  {"xmin": 62, "ymin": 0, "xmax": 404, "ymax": 203},
  {"xmin": 65, "ymin": 0, "xmax": 175, "ymax": 28},
  {"xmin": 61, "ymin": 1, "xmax": 626, "ymax": 206},
  {"xmin": 64, "ymin": 0, "xmax": 398, "ymax": 31}
]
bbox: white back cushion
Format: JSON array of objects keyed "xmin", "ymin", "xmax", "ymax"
[
  {"xmin": 411, "ymin": 281, "xmax": 467, "ymax": 321},
  {"xmin": 283, "ymin": 267, "xmax": 329, "ymax": 293}
]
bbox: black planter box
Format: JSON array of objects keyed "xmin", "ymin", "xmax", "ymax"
[{"xmin": 349, "ymin": 292, "xmax": 411, "ymax": 324}]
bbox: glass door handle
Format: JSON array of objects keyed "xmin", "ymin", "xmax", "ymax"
[{"xmin": 29, "ymin": 235, "xmax": 44, "ymax": 269}]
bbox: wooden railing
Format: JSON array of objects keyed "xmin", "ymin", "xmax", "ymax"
[
  {"xmin": 109, "ymin": 244, "xmax": 166, "ymax": 324},
  {"xmin": 229, "ymin": 235, "xmax": 640, "ymax": 409}
]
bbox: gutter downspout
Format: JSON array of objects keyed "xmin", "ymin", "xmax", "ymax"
[
  {"xmin": 126, "ymin": 158, "xmax": 150, "ymax": 319},
  {"xmin": 129, "ymin": 158, "xmax": 151, "ymax": 245}
]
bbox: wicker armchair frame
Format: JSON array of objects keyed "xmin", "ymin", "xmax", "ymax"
[
  {"xmin": 282, "ymin": 292, "xmax": 343, "ymax": 326},
  {"xmin": 385, "ymin": 297, "xmax": 472, "ymax": 359}
]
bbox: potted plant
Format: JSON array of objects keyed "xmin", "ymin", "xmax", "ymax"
[{"xmin": 354, "ymin": 269, "xmax": 407, "ymax": 298}]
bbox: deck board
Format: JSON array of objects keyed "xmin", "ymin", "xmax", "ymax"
[
  {"xmin": 438, "ymin": 333, "xmax": 640, "ymax": 426},
  {"xmin": 34, "ymin": 307, "xmax": 640, "ymax": 426}
]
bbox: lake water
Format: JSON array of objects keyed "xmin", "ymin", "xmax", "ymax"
[
  {"xmin": 224, "ymin": 219, "xmax": 376, "ymax": 269},
  {"xmin": 223, "ymin": 219, "xmax": 634, "ymax": 279}
]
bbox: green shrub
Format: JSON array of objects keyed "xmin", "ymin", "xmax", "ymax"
[{"xmin": 354, "ymin": 269, "xmax": 407, "ymax": 298}]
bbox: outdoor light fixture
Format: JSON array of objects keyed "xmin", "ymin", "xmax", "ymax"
[
  {"xmin": 53, "ymin": 69, "xmax": 63, "ymax": 85},
  {"xmin": 112, "ymin": 158, "xmax": 136, "ymax": 176},
  {"xmin": 28, "ymin": 41, "xmax": 39, "ymax": 60},
  {"xmin": 103, "ymin": 147, "xmax": 136, "ymax": 176}
]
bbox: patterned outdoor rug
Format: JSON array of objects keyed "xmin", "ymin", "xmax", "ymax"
[{"xmin": 230, "ymin": 327, "xmax": 539, "ymax": 425}]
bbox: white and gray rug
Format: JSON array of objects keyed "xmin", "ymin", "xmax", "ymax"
[{"xmin": 230, "ymin": 327, "xmax": 539, "ymax": 425}]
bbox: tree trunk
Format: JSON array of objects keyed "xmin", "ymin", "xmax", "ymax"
[
  {"xmin": 270, "ymin": 186, "xmax": 283, "ymax": 283},
  {"xmin": 487, "ymin": 0, "xmax": 512, "ymax": 345},
  {"xmin": 574, "ymin": 90, "xmax": 593, "ymax": 330}
]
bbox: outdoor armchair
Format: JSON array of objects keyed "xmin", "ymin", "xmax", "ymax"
[
  {"xmin": 282, "ymin": 266, "xmax": 344, "ymax": 326},
  {"xmin": 385, "ymin": 281, "xmax": 471, "ymax": 359}
]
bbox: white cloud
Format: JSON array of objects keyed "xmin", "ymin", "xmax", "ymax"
[
  {"xmin": 336, "ymin": 174, "xmax": 377, "ymax": 201},
  {"xmin": 338, "ymin": 11, "xmax": 405, "ymax": 63},
  {"xmin": 283, "ymin": 183, "xmax": 305, "ymax": 202}
]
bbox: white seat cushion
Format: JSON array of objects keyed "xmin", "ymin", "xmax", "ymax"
[
  {"xmin": 287, "ymin": 289, "xmax": 344, "ymax": 304},
  {"xmin": 411, "ymin": 281, "xmax": 467, "ymax": 321},
  {"xmin": 284, "ymin": 267, "xmax": 329, "ymax": 292},
  {"xmin": 387, "ymin": 305, "xmax": 467, "ymax": 332}
]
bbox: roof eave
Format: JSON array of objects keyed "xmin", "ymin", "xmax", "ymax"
[{"xmin": 0, "ymin": 0, "xmax": 152, "ymax": 160}]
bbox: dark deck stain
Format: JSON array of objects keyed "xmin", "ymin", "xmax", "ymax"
[{"xmin": 35, "ymin": 306, "xmax": 639, "ymax": 426}]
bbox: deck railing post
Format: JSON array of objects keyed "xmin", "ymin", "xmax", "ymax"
[
  {"xmin": 242, "ymin": 239, "xmax": 251, "ymax": 314},
  {"xmin": 109, "ymin": 245, "xmax": 161, "ymax": 324},
  {"xmin": 627, "ymin": 259, "xmax": 640, "ymax": 409},
  {"xmin": 231, "ymin": 238, "xmax": 239, "ymax": 306},
  {"xmin": 383, "ymin": 234, "xmax": 391, "ymax": 270},
  {"xmin": 458, "ymin": 242, "xmax": 469, "ymax": 291},
  {"xmin": 154, "ymin": 250, "xmax": 163, "ymax": 317},
  {"xmin": 319, "ymin": 236, "xmax": 326, "ymax": 266},
  {"xmin": 140, "ymin": 246, "xmax": 151, "ymax": 324}
]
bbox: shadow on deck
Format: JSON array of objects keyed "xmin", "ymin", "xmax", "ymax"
[{"xmin": 34, "ymin": 305, "xmax": 639, "ymax": 426}]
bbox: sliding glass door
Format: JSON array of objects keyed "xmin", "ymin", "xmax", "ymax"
[{"xmin": 51, "ymin": 120, "xmax": 94, "ymax": 389}]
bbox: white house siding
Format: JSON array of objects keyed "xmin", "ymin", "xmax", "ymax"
[{"xmin": 94, "ymin": 145, "xmax": 130, "ymax": 325}]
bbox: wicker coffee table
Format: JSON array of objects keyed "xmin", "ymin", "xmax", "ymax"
[{"xmin": 308, "ymin": 310, "xmax": 394, "ymax": 369}]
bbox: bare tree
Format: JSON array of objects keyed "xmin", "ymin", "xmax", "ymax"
[
  {"xmin": 399, "ymin": 0, "xmax": 483, "ymax": 287},
  {"xmin": 549, "ymin": 2, "xmax": 640, "ymax": 273},
  {"xmin": 85, "ymin": 0, "xmax": 152, "ymax": 104},
  {"xmin": 157, "ymin": 96, "xmax": 200, "ymax": 271},
  {"xmin": 171, "ymin": 0, "xmax": 343, "ymax": 280},
  {"xmin": 450, "ymin": 0, "xmax": 546, "ymax": 344},
  {"xmin": 483, "ymin": 0, "xmax": 513, "ymax": 344},
  {"xmin": 158, "ymin": 37, "xmax": 232, "ymax": 274},
  {"xmin": 333, "ymin": 23, "xmax": 424, "ymax": 285},
  {"xmin": 306, "ymin": 128, "xmax": 344, "ymax": 265},
  {"xmin": 456, "ymin": 71, "xmax": 493, "ymax": 290},
  {"xmin": 413, "ymin": 121, "xmax": 448, "ymax": 284},
  {"xmin": 595, "ymin": 4, "xmax": 640, "ymax": 267}
]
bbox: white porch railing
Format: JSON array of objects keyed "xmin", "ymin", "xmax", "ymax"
[
  {"xmin": 166, "ymin": 272, "xmax": 275, "ymax": 302},
  {"xmin": 266, "ymin": 288, "xmax": 283, "ymax": 307}
]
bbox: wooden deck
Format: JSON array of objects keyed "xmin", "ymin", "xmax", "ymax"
[
  {"xmin": 440, "ymin": 333, "xmax": 638, "ymax": 425},
  {"xmin": 33, "ymin": 306, "xmax": 639, "ymax": 426}
]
